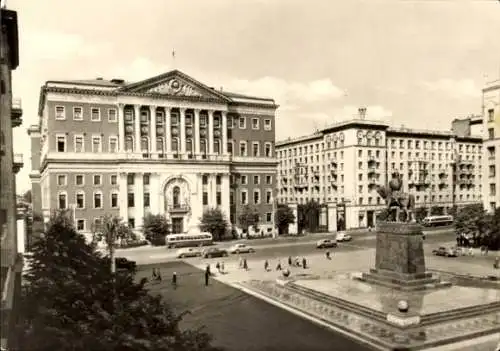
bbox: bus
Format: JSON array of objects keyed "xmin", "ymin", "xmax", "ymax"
[
  {"xmin": 166, "ymin": 232, "xmax": 213, "ymax": 248},
  {"xmin": 422, "ymin": 215, "xmax": 454, "ymax": 227}
]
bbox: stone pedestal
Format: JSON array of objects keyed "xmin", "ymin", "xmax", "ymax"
[
  {"xmin": 360, "ymin": 221, "xmax": 451, "ymax": 291},
  {"xmin": 288, "ymin": 203, "xmax": 298, "ymax": 235},
  {"xmin": 327, "ymin": 202, "xmax": 337, "ymax": 233}
]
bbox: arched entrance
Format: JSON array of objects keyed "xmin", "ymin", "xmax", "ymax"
[{"xmin": 163, "ymin": 177, "xmax": 191, "ymax": 234}]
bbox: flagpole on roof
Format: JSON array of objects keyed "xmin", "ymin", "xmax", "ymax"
[{"xmin": 172, "ymin": 49, "xmax": 176, "ymax": 69}]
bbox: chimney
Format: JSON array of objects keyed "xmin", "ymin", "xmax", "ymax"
[{"xmin": 358, "ymin": 107, "xmax": 367, "ymax": 120}]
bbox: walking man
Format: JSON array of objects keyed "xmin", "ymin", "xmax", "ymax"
[
  {"xmin": 264, "ymin": 260, "xmax": 269, "ymax": 271},
  {"xmin": 302, "ymin": 257, "xmax": 307, "ymax": 269},
  {"xmin": 276, "ymin": 259, "xmax": 282, "ymax": 271}
]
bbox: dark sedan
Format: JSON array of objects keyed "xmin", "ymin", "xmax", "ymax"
[
  {"xmin": 115, "ymin": 257, "xmax": 137, "ymax": 271},
  {"xmin": 432, "ymin": 247, "xmax": 458, "ymax": 257},
  {"xmin": 201, "ymin": 247, "xmax": 229, "ymax": 258}
]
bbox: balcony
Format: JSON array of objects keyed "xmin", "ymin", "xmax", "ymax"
[
  {"xmin": 13, "ymin": 153, "xmax": 23, "ymax": 173},
  {"xmin": 167, "ymin": 204, "xmax": 190, "ymax": 214},
  {"xmin": 11, "ymin": 98, "xmax": 23, "ymax": 127}
]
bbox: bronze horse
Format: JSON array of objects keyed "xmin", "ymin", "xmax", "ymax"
[{"xmin": 375, "ymin": 180, "xmax": 416, "ymax": 223}]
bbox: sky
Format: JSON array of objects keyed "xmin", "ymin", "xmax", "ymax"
[{"xmin": 6, "ymin": 0, "xmax": 500, "ymax": 194}]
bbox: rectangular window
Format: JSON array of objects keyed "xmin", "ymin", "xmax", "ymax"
[
  {"xmin": 109, "ymin": 137, "xmax": 118, "ymax": 153},
  {"xmin": 253, "ymin": 175, "xmax": 260, "ymax": 185},
  {"xmin": 75, "ymin": 175, "xmax": 84, "ymax": 186},
  {"xmin": 127, "ymin": 174, "xmax": 135, "ymax": 185},
  {"xmin": 57, "ymin": 136, "xmax": 66, "ymax": 152},
  {"xmin": 94, "ymin": 193, "xmax": 102, "ymax": 209},
  {"xmin": 92, "ymin": 136, "xmax": 102, "ymax": 153},
  {"xmin": 253, "ymin": 190, "xmax": 260, "ymax": 204},
  {"xmin": 57, "ymin": 175, "xmax": 66, "ymax": 186},
  {"xmin": 127, "ymin": 193, "xmax": 135, "ymax": 207},
  {"xmin": 239, "ymin": 116, "xmax": 246, "ymax": 129},
  {"xmin": 110, "ymin": 174, "xmax": 117, "ymax": 185},
  {"xmin": 111, "ymin": 193, "xmax": 118, "ymax": 208},
  {"xmin": 91, "ymin": 107, "xmax": 101, "ymax": 121},
  {"xmin": 73, "ymin": 107, "xmax": 83, "ymax": 120},
  {"xmin": 76, "ymin": 193, "xmax": 85, "ymax": 209},
  {"xmin": 171, "ymin": 112, "xmax": 179, "ymax": 126},
  {"xmin": 264, "ymin": 119, "xmax": 271, "ymax": 131},
  {"xmin": 227, "ymin": 116, "xmax": 234, "ymax": 129},
  {"xmin": 216, "ymin": 192, "xmax": 221, "ymax": 206},
  {"xmin": 74, "ymin": 135, "xmax": 84, "ymax": 152},
  {"xmin": 266, "ymin": 175, "xmax": 272, "ymax": 185},
  {"xmin": 230, "ymin": 191, "xmax": 234, "ymax": 205},
  {"xmin": 252, "ymin": 142, "xmax": 260, "ymax": 157},
  {"xmin": 199, "ymin": 115, "xmax": 207, "ymax": 127},
  {"xmin": 203, "ymin": 192, "xmax": 208, "ymax": 205},
  {"xmin": 266, "ymin": 212, "xmax": 272, "ymax": 222},
  {"xmin": 143, "ymin": 174, "xmax": 150, "ymax": 185},
  {"xmin": 488, "ymin": 128, "xmax": 495, "ymax": 140},
  {"xmin": 227, "ymin": 141, "xmax": 233, "ymax": 154},
  {"xmin": 241, "ymin": 190, "xmax": 248, "ymax": 205},
  {"xmin": 58, "ymin": 193, "xmax": 67, "ymax": 209},
  {"xmin": 266, "ymin": 190, "xmax": 272, "ymax": 204},
  {"xmin": 488, "ymin": 109, "xmax": 494, "ymax": 122},
  {"xmin": 128, "ymin": 218, "xmax": 135, "ymax": 228},
  {"xmin": 55, "ymin": 106, "xmax": 65, "ymax": 120},
  {"xmin": 240, "ymin": 142, "xmax": 247, "ymax": 156},
  {"xmin": 265, "ymin": 143, "xmax": 272, "ymax": 157},
  {"xmin": 76, "ymin": 219, "xmax": 85, "ymax": 231},
  {"xmin": 252, "ymin": 118, "xmax": 259, "ymax": 130},
  {"xmin": 490, "ymin": 184, "xmax": 496, "ymax": 196},
  {"xmin": 241, "ymin": 175, "xmax": 247, "ymax": 185},
  {"xmin": 108, "ymin": 108, "xmax": 117, "ymax": 122},
  {"xmin": 144, "ymin": 192, "xmax": 150, "ymax": 207},
  {"xmin": 93, "ymin": 175, "xmax": 102, "ymax": 186}
]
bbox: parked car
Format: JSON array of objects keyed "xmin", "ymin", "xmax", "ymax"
[
  {"xmin": 316, "ymin": 239, "xmax": 337, "ymax": 249},
  {"xmin": 336, "ymin": 232, "xmax": 352, "ymax": 242},
  {"xmin": 229, "ymin": 243, "xmax": 255, "ymax": 254},
  {"xmin": 202, "ymin": 247, "xmax": 229, "ymax": 258},
  {"xmin": 432, "ymin": 246, "xmax": 458, "ymax": 257},
  {"xmin": 115, "ymin": 257, "xmax": 137, "ymax": 271},
  {"xmin": 176, "ymin": 247, "xmax": 202, "ymax": 258}
]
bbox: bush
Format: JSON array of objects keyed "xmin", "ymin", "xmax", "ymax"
[
  {"xmin": 275, "ymin": 204, "xmax": 295, "ymax": 235},
  {"xmin": 199, "ymin": 208, "xmax": 229, "ymax": 241},
  {"xmin": 143, "ymin": 214, "xmax": 170, "ymax": 246}
]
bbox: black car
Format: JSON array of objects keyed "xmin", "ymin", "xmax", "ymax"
[
  {"xmin": 201, "ymin": 247, "xmax": 229, "ymax": 258},
  {"xmin": 115, "ymin": 257, "xmax": 137, "ymax": 271}
]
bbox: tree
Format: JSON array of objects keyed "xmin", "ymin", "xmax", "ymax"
[
  {"xmin": 199, "ymin": 208, "xmax": 229, "ymax": 241},
  {"xmin": 455, "ymin": 203, "xmax": 488, "ymax": 246},
  {"xmin": 143, "ymin": 213, "xmax": 170, "ymax": 246},
  {"xmin": 275, "ymin": 204, "xmax": 295, "ymax": 234},
  {"xmin": 238, "ymin": 205, "xmax": 259, "ymax": 235},
  {"xmin": 430, "ymin": 205, "xmax": 443, "ymax": 216},
  {"xmin": 17, "ymin": 211, "xmax": 222, "ymax": 351},
  {"xmin": 485, "ymin": 207, "xmax": 500, "ymax": 250},
  {"xmin": 297, "ymin": 200, "xmax": 321, "ymax": 233}
]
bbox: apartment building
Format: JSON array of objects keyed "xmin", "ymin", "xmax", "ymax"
[
  {"xmin": 482, "ymin": 79, "xmax": 500, "ymax": 213},
  {"xmin": 276, "ymin": 109, "xmax": 482, "ymax": 230},
  {"xmin": 28, "ymin": 70, "xmax": 278, "ymax": 239},
  {"xmin": 1, "ymin": 6, "xmax": 23, "ymax": 350}
]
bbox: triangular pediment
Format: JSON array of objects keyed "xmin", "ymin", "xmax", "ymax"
[{"xmin": 119, "ymin": 70, "xmax": 231, "ymax": 101}]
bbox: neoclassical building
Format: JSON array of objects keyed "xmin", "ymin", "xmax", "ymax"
[{"xmin": 28, "ymin": 70, "xmax": 278, "ymax": 237}]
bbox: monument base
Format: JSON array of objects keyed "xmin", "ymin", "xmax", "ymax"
[{"xmin": 241, "ymin": 274, "xmax": 500, "ymax": 350}]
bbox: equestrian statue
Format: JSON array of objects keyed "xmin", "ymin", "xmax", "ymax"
[{"xmin": 375, "ymin": 172, "xmax": 416, "ymax": 223}]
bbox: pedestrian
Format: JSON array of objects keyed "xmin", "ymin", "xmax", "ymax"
[
  {"xmin": 326, "ymin": 251, "xmax": 331, "ymax": 260},
  {"xmin": 216, "ymin": 261, "xmax": 221, "ymax": 273},
  {"xmin": 264, "ymin": 260, "xmax": 269, "ymax": 271},
  {"xmin": 172, "ymin": 272, "xmax": 177, "ymax": 288},
  {"xmin": 494, "ymin": 257, "xmax": 499, "ymax": 269},
  {"xmin": 156, "ymin": 268, "xmax": 162, "ymax": 281},
  {"xmin": 243, "ymin": 258, "xmax": 248, "ymax": 270},
  {"xmin": 204, "ymin": 269, "xmax": 210, "ymax": 286},
  {"xmin": 302, "ymin": 257, "xmax": 307, "ymax": 269},
  {"xmin": 151, "ymin": 268, "xmax": 158, "ymax": 281},
  {"xmin": 276, "ymin": 260, "xmax": 282, "ymax": 271},
  {"xmin": 206, "ymin": 264, "xmax": 211, "ymax": 276},
  {"xmin": 288, "ymin": 256, "xmax": 292, "ymax": 266},
  {"xmin": 295, "ymin": 257, "xmax": 300, "ymax": 267},
  {"xmin": 468, "ymin": 247, "xmax": 473, "ymax": 256},
  {"xmin": 220, "ymin": 261, "xmax": 225, "ymax": 273}
]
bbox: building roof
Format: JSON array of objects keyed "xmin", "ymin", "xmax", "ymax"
[{"xmin": 1, "ymin": 8, "xmax": 19, "ymax": 69}]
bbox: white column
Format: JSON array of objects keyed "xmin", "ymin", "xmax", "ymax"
[
  {"xmin": 221, "ymin": 173, "xmax": 230, "ymax": 217},
  {"xmin": 149, "ymin": 106, "xmax": 157, "ymax": 154},
  {"xmin": 134, "ymin": 105, "xmax": 141, "ymax": 153},
  {"xmin": 327, "ymin": 202, "xmax": 337, "ymax": 232},
  {"xmin": 208, "ymin": 110, "xmax": 214, "ymax": 155},
  {"xmin": 221, "ymin": 111, "xmax": 228, "ymax": 155},
  {"xmin": 165, "ymin": 107, "xmax": 172, "ymax": 153},
  {"xmin": 288, "ymin": 203, "xmax": 298, "ymax": 234},
  {"xmin": 118, "ymin": 104, "xmax": 125, "ymax": 152},
  {"xmin": 119, "ymin": 172, "xmax": 128, "ymax": 223},
  {"xmin": 180, "ymin": 108, "xmax": 186, "ymax": 154},
  {"xmin": 194, "ymin": 109, "xmax": 200, "ymax": 155},
  {"xmin": 135, "ymin": 172, "xmax": 144, "ymax": 228},
  {"xmin": 211, "ymin": 174, "xmax": 217, "ymax": 207},
  {"xmin": 150, "ymin": 172, "xmax": 160, "ymax": 215}
]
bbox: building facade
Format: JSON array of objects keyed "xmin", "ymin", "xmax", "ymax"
[
  {"xmin": 276, "ymin": 109, "xmax": 482, "ymax": 230},
  {"xmin": 29, "ymin": 70, "xmax": 278, "ymax": 238},
  {"xmin": 482, "ymin": 79, "xmax": 500, "ymax": 213},
  {"xmin": 1, "ymin": 6, "xmax": 23, "ymax": 350}
]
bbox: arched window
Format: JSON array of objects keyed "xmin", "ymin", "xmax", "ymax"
[
  {"xmin": 172, "ymin": 186, "xmax": 180, "ymax": 207},
  {"xmin": 172, "ymin": 138, "xmax": 179, "ymax": 153},
  {"xmin": 200, "ymin": 139, "xmax": 207, "ymax": 154},
  {"xmin": 214, "ymin": 139, "xmax": 220, "ymax": 154},
  {"xmin": 186, "ymin": 138, "xmax": 193, "ymax": 154},
  {"xmin": 125, "ymin": 136, "xmax": 134, "ymax": 151},
  {"xmin": 141, "ymin": 137, "xmax": 149, "ymax": 152}
]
